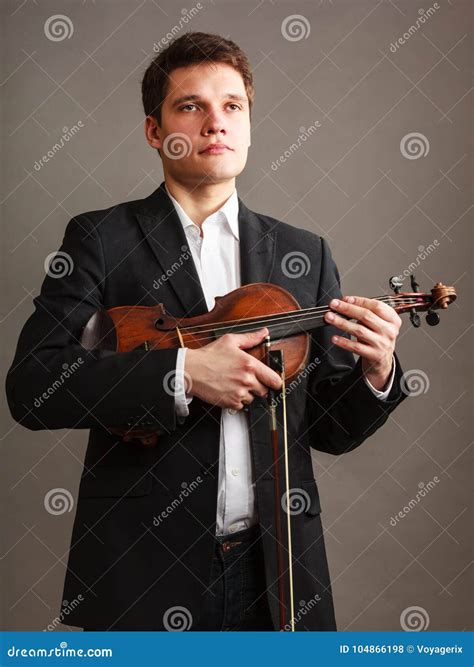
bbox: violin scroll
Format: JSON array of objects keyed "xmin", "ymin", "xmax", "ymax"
[{"xmin": 389, "ymin": 275, "xmax": 457, "ymax": 328}]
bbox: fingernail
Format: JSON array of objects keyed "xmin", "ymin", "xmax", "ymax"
[
  {"xmin": 331, "ymin": 299, "xmax": 339, "ymax": 307},
  {"xmin": 346, "ymin": 296, "xmax": 355, "ymax": 303},
  {"xmin": 326, "ymin": 312, "xmax": 334, "ymax": 321}
]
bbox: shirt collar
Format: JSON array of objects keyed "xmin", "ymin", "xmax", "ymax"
[{"xmin": 164, "ymin": 183, "xmax": 239, "ymax": 241}]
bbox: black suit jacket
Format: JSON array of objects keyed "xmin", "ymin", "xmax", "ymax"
[{"xmin": 6, "ymin": 181, "xmax": 407, "ymax": 630}]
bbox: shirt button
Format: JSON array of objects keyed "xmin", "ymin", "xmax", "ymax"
[
  {"xmin": 227, "ymin": 408, "xmax": 236, "ymax": 415},
  {"xmin": 229, "ymin": 525, "xmax": 237, "ymax": 533},
  {"xmin": 231, "ymin": 468, "xmax": 240, "ymax": 476}
]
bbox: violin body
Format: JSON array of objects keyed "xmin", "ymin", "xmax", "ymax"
[
  {"xmin": 82, "ymin": 282, "xmax": 311, "ymax": 378},
  {"xmin": 81, "ymin": 283, "xmax": 310, "ymax": 441}
]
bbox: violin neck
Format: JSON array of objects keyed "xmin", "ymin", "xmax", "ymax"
[{"xmin": 213, "ymin": 296, "xmax": 394, "ymax": 340}]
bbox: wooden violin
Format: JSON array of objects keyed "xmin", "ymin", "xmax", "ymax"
[{"xmin": 80, "ymin": 274, "xmax": 456, "ymax": 442}]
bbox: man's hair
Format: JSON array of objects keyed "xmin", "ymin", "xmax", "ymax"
[{"xmin": 141, "ymin": 31, "xmax": 254, "ymax": 126}]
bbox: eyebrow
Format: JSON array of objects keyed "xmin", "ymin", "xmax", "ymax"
[{"xmin": 171, "ymin": 93, "xmax": 248, "ymax": 108}]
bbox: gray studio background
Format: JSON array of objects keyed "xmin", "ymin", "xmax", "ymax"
[{"xmin": 1, "ymin": 0, "xmax": 472, "ymax": 631}]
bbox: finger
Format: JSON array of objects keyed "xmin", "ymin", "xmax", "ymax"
[
  {"xmin": 254, "ymin": 359, "xmax": 283, "ymax": 390},
  {"xmin": 236, "ymin": 390, "xmax": 256, "ymax": 410},
  {"xmin": 340, "ymin": 296, "xmax": 400, "ymax": 325},
  {"xmin": 329, "ymin": 298, "xmax": 396, "ymax": 336},
  {"xmin": 247, "ymin": 377, "xmax": 269, "ymax": 399},
  {"xmin": 324, "ymin": 311, "xmax": 379, "ymax": 345},
  {"xmin": 236, "ymin": 327, "xmax": 269, "ymax": 350},
  {"xmin": 331, "ymin": 334, "xmax": 381, "ymax": 361}
]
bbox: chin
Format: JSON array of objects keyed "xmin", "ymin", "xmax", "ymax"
[{"xmin": 194, "ymin": 170, "xmax": 240, "ymax": 184}]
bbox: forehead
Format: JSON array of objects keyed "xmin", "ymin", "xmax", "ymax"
[{"xmin": 165, "ymin": 62, "xmax": 247, "ymax": 100}]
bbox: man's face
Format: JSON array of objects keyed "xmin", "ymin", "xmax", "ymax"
[{"xmin": 150, "ymin": 62, "xmax": 251, "ymax": 186}]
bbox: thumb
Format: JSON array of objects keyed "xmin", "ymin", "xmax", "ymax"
[{"xmin": 238, "ymin": 327, "xmax": 269, "ymax": 349}]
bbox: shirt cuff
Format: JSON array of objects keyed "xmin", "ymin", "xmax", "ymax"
[
  {"xmin": 175, "ymin": 348, "xmax": 193, "ymax": 417},
  {"xmin": 363, "ymin": 356, "xmax": 396, "ymax": 401}
]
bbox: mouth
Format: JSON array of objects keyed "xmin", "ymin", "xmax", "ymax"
[{"xmin": 199, "ymin": 144, "xmax": 232, "ymax": 154}]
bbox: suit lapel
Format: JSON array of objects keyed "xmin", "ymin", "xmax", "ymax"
[
  {"xmin": 135, "ymin": 182, "xmax": 208, "ymax": 316},
  {"xmin": 238, "ymin": 198, "xmax": 277, "ymax": 286}
]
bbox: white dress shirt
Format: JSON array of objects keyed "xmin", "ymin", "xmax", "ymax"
[{"xmin": 164, "ymin": 184, "xmax": 395, "ymax": 536}]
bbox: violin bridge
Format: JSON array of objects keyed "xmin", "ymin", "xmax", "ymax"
[{"xmin": 176, "ymin": 325, "xmax": 185, "ymax": 348}]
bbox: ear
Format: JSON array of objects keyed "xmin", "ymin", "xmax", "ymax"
[{"xmin": 145, "ymin": 116, "xmax": 162, "ymax": 151}]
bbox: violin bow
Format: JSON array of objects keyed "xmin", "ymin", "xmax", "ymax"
[{"xmin": 266, "ymin": 341, "xmax": 295, "ymax": 632}]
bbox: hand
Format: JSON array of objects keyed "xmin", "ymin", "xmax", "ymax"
[
  {"xmin": 184, "ymin": 327, "xmax": 282, "ymax": 410},
  {"xmin": 324, "ymin": 296, "xmax": 402, "ymax": 390}
]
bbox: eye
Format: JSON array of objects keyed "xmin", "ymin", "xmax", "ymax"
[
  {"xmin": 227, "ymin": 104, "xmax": 242, "ymax": 111},
  {"xmin": 179, "ymin": 104, "xmax": 198, "ymax": 112}
]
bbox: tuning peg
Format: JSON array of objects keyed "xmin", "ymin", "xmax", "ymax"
[
  {"xmin": 389, "ymin": 276, "xmax": 403, "ymax": 294},
  {"xmin": 426, "ymin": 311, "xmax": 440, "ymax": 326},
  {"xmin": 408, "ymin": 274, "xmax": 422, "ymax": 326},
  {"xmin": 410, "ymin": 311, "xmax": 421, "ymax": 327},
  {"xmin": 410, "ymin": 274, "xmax": 420, "ymax": 293}
]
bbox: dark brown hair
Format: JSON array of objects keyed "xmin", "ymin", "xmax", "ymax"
[{"xmin": 141, "ymin": 31, "xmax": 254, "ymax": 125}]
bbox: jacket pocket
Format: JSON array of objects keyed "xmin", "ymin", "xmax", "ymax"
[
  {"xmin": 78, "ymin": 465, "xmax": 154, "ymax": 498},
  {"xmin": 300, "ymin": 478, "xmax": 322, "ymax": 516}
]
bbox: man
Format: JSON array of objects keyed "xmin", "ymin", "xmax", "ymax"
[{"xmin": 6, "ymin": 32, "xmax": 406, "ymax": 631}]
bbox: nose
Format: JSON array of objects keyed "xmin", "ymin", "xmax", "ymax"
[{"xmin": 202, "ymin": 107, "xmax": 227, "ymax": 136}]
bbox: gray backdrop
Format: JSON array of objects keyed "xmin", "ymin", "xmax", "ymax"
[{"xmin": 1, "ymin": 0, "xmax": 472, "ymax": 631}]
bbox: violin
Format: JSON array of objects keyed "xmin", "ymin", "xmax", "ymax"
[
  {"xmin": 80, "ymin": 273, "xmax": 456, "ymax": 631},
  {"xmin": 81, "ymin": 274, "xmax": 456, "ymax": 442}
]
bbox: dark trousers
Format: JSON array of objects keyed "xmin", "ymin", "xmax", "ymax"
[
  {"xmin": 194, "ymin": 523, "xmax": 274, "ymax": 631},
  {"xmin": 83, "ymin": 524, "xmax": 274, "ymax": 632}
]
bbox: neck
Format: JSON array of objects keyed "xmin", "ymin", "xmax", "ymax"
[
  {"xmin": 179, "ymin": 294, "xmax": 424, "ymax": 344},
  {"xmin": 164, "ymin": 176, "xmax": 235, "ymax": 227}
]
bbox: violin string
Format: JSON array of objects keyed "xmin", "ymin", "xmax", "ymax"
[
  {"xmin": 177, "ymin": 297, "xmax": 425, "ymax": 340},
  {"xmin": 178, "ymin": 295, "xmax": 425, "ymax": 336},
  {"xmin": 179, "ymin": 295, "xmax": 419, "ymax": 332},
  {"xmin": 173, "ymin": 299, "xmax": 426, "ymax": 342},
  {"xmin": 179, "ymin": 298, "xmax": 425, "ymax": 341}
]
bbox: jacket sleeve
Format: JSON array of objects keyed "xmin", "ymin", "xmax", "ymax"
[
  {"xmin": 5, "ymin": 215, "xmax": 179, "ymax": 434},
  {"xmin": 306, "ymin": 237, "xmax": 407, "ymax": 455}
]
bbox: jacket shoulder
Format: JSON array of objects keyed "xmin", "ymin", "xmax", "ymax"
[
  {"xmin": 253, "ymin": 210, "xmax": 323, "ymax": 249},
  {"xmin": 69, "ymin": 197, "xmax": 142, "ymax": 232}
]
